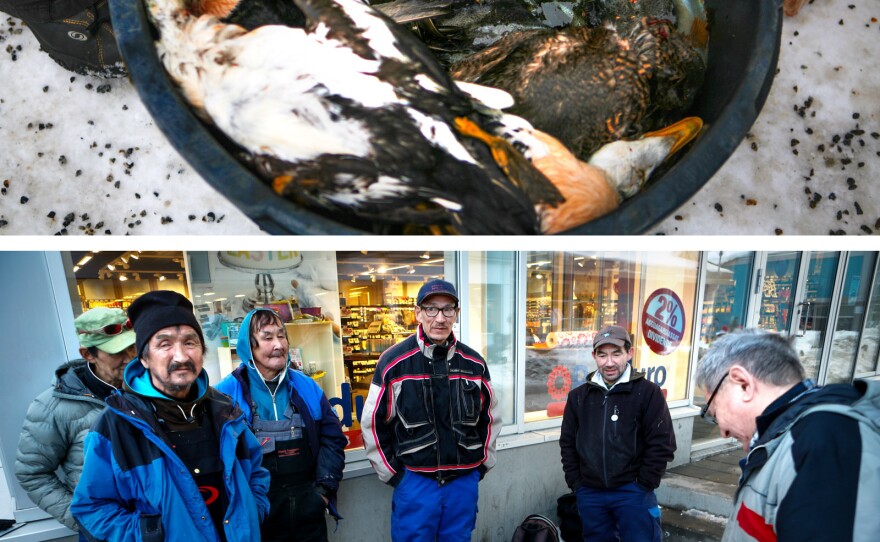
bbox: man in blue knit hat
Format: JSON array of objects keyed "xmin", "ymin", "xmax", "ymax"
[
  {"xmin": 71, "ymin": 290, "xmax": 270, "ymax": 542},
  {"xmin": 216, "ymin": 308, "xmax": 346, "ymax": 541}
]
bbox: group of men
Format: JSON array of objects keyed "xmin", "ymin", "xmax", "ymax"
[
  {"xmin": 15, "ymin": 280, "xmax": 879, "ymax": 541},
  {"xmin": 16, "ymin": 290, "xmax": 345, "ymax": 542}
]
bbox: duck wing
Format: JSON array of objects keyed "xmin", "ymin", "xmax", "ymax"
[{"xmin": 448, "ymin": 28, "xmax": 545, "ymax": 85}]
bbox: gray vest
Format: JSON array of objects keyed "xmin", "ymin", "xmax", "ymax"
[{"xmin": 722, "ymin": 379, "xmax": 880, "ymax": 542}]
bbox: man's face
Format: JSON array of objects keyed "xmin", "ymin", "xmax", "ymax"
[
  {"xmin": 252, "ymin": 319, "xmax": 289, "ymax": 379},
  {"xmin": 592, "ymin": 343, "xmax": 633, "ymax": 384},
  {"xmin": 415, "ymin": 294, "xmax": 459, "ymax": 344},
  {"xmin": 702, "ymin": 380, "xmax": 756, "ymax": 451},
  {"xmin": 140, "ymin": 325, "xmax": 204, "ymax": 399},
  {"xmin": 81, "ymin": 344, "xmax": 136, "ymax": 388}
]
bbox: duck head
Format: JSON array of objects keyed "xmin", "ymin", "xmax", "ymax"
[{"xmin": 587, "ymin": 115, "xmax": 702, "ymax": 199}]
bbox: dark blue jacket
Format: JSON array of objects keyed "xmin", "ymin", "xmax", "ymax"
[{"xmin": 70, "ymin": 362, "xmax": 270, "ymax": 542}]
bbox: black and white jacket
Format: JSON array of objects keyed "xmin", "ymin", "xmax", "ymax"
[{"xmin": 360, "ymin": 325, "xmax": 502, "ymax": 486}]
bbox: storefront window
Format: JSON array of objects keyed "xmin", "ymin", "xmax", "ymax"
[
  {"xmin": 826, "ymin": 252, "xmax": 878, "ymax": 384},
  {"xmin": 757, "ymin": 252, "xmax": 801, "ymax": 332},
  {"xmin": 694, "ymin": 251, "xmax": 754, "ymax": 442},
  {"xmin": 335, "ymin": 251, "xmax": 451, "ymax": 449},
  {"xmin": 792, "ymin": 252, "xmax": 839, "ymax": 381},
  {"xmin": 855, "ymin": 268, "xmax": 880, "ymax": 376},
  {"xmin": 524, "ymin": 252, "xmax": 698, "ymax": 423},
  {"xmin": 185, "ymin": 251, "xmax": 342, "ymax": 390},
  {"xmin": 463, "ymin": 252, "xmax": 516, "ymax": 427},
  {"xmin": 68, "ymin": 250, "xmax": 188, "ymax": 312}
]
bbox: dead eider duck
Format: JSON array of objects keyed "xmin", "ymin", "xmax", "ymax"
[{"xmin": 145, "ymin": 0, "xmax": 700, "ymax": 233}]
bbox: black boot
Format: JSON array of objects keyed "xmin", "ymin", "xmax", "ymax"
[{"xmin": 22, "ymin": 0, "xmax": 127, "ymax": 78}]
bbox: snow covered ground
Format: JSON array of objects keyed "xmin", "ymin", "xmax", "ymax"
[{"xmin": 0, "ymin": 15, "xmax": 263, "ymax": 235}]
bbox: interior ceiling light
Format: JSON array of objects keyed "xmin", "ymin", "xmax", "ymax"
[
  {"xmin": 420, "ymin": 251, "xmax": 430, "ymax": 259},
  {"xmin": 407, "ymin": 265, "xmax": 415, "ymax": 274},
  {"xmin": 120, "ymin": 253, "xmax": 130, "ymax": 264},
  {"xmin": 119, "ymin": 274, "xmax": 128, "ymax": 281},
  {"xmin": 158, "ymin": 275, "xmax": 166, "ymax": 281},
  {"xmin": 371, "ymin": 275, "xmax": 377, "ymax": 282},
  {"xmin": 377, "ymin": 265, "xmax": 388, "ymax": 273},
  {"xmin": 77, "ymin": 255, "xmax": 92, "ymax": 266},
  {"xmin": 130, "ymin": 252, "xmax": 140, "ymax": 259},
  {"xmin": 106, "ymin": 264, "xmax": 115, "ymax": 271}
]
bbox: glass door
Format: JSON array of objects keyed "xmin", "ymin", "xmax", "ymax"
[
  {"xmin": 824, "ymin": 252, "xmax": 878, "ymax": 384},
  {"xmin": 693, "ymin": 251, "xmax": 755, "ymax": 444},
  {"xmin": 748, "ymin": 252, "xmax": 840, "ymax": 382},
  {"xmin": 754, "ymin": 252, "xmax": 801, "ymax": 333},
  {"xmin": 789, "ymin": 252, "xmax": 841, "ymax": 381}
]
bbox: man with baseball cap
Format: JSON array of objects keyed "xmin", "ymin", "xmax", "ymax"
[
  {"xmin": 361, "ymin": 279, "xmax": 502, "ymax": 541},
  {"xmin": 15, "ymin": 307, "xmax": 136, "ymax": 540},
  {"xmin": 559, "ymin": 325, "xmax": 676, "ymax": 542},
  {"xmin": 71, "ymin": 290, "xmax": 270, "ymax": 542}
]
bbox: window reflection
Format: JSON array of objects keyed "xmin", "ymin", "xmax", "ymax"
[{"xmin": 525, "ymin": 252, "xmax": 698, "ymax": 422}]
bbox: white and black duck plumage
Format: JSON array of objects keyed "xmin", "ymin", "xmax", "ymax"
[{"xmin": 147, "ymin": 0, "xmax": 576, "ymax": 234}]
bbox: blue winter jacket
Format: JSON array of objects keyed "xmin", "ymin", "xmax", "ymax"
[
  {"xmin": 70, "ymin": 361, "xmax": 270, "ymax": 542},
  {"xmin": 215, "ymin": 309, "xmax": 346, "ymax": 519}
]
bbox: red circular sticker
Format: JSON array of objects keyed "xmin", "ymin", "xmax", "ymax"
[
  {"xmin": 547, "ymin": 365, "xmax": 572, "ymax": 401},
  {"xmin": 641, "ymin": 288, "xmax": 686, "ymax": 355}
]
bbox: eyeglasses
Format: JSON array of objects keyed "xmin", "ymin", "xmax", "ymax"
[
  {"xmin": 700, "ymin": 372, "xmax": 729, "ymax": 425},
  {"xmin": 78, "ymin": 319, "xmax": 133, "ymax": 336},
  {"xmin": 420, "ymin": 305, "xmax": 458, "ymax": 318}
]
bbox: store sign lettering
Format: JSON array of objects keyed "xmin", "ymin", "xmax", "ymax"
[
  {"xmin": 328, "ymin": 382, "xmax": 364, "ymax": 428},
  {"xmin": 223, "ymin": 251, "xmax": 299, "ymax": 261},
  {"xmin": 641, "ymin": 288, "xmax": 685, "ymax": 355}
]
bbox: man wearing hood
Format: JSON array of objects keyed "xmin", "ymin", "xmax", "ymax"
[
  {"xmin": 360, "ymin": 279, "xmax": 503, "ymax": 541},
  {"xmin": 15, "ymin": 307, "xmax": 136, "ymax": 539},
  {"xmin": 216, "ymin": 308, "xmax": 346, "ymax": 542},
  {"xmin": 70, "ymin": 290, "xmax": 270, "ymax": 542}
]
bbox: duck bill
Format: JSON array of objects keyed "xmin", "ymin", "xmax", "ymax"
[{"xmin": 642, "ymin": 116, "xmax": 703, "ymax": 157}]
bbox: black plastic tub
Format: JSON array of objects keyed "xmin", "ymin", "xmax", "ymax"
[{"xmin": 109, "ymin": 0, "xmax": 783, "ymax": 235}]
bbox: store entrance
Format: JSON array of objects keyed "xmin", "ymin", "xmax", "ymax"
[{"xmin": 693, "ymin": 251, "xmax": 841, "ymax": 452}]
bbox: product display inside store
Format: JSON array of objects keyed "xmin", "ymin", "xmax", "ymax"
[
  {"xmin": 336, "ymin": 252, "xmax": 447, "ymax": 392},
  {"xmin": 69, "ymin": 251, "xmax": 189, "ymax": 312}
]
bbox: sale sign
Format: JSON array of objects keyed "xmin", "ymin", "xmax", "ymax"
[{"xmin": 641, "ymin": 288, "xmax": 685, "ymax": 355}]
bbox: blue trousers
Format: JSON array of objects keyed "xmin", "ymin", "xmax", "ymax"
[
  {"xmin": 391, "ymin": 469, "xmax": 480, "ymax": 542},
  {"xmin": 576, "ymin": 483, "xmax": 662, "ymax": 542}
]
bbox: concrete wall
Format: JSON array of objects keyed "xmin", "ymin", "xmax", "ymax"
[
  {"xmin": 670, "ymin": 414, "xmax": 694, "ymax": 468},
  {"xmin": 328, "ymin": 441, "xmax": 569, "ymax": 542},
  {"xmin": 328, "ymin": 412, "xmax": 695, "ymax": 541}
]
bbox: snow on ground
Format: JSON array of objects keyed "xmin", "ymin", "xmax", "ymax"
[
  {"xmin": 0, "ymin": 15, "xmax": 264, "ymax": 235},
  {"xmin": 682, "ymin": 508, "xmax": 728, "ymax": 525}
]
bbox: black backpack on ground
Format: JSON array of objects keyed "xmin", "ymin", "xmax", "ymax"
[
  {"xmin": 557, "ymin": 492, "xmax": 582, "ymax": 542},
  {"xmin": 511, "ymin": 513, "xmax": 562, "ymax": 542}
]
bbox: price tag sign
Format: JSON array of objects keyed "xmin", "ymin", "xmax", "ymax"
[{"xmin": 641, "ymin": 288, "xmax": 685, "ymax": 355}]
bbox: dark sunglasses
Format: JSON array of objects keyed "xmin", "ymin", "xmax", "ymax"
[
  {"xmin": 79, "ymin": 319, "xmax": 133, "ymax": 336},
  {"xmin": 700, "ymin": 372, "xmax": 729, "ymax": 425}
]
